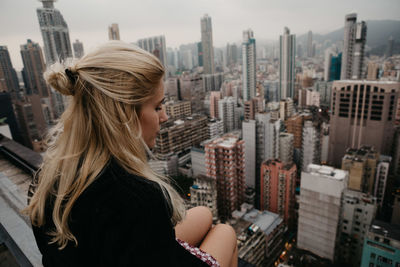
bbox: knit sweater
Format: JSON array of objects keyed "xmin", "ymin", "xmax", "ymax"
[{"xmin": 32, "ymin": 159, "xmax": 209, "ymax": 266}]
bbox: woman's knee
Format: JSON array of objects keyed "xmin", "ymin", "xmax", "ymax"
[
  {"xmin": 190, "ymin": 206, "xmax": 212, "ymax": 225},
  {"xmin": 213, "ymin": 224, "xmax": 237, "ymax": 243}
]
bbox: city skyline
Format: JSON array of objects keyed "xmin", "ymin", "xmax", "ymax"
[{"xmin": 0, "ymin": 0, "xmax": 399, "ymax": 70}]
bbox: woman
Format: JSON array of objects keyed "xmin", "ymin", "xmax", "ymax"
[{"xmin": 25, "ymin": 41, "xmax": 238, "ymax": 267}]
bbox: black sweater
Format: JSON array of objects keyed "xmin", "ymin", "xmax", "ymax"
[{"xmin": 32, "ymin": 159, "xmax": 209, "ymax": 266}]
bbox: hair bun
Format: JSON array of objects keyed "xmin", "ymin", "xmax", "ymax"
[{"xmin": 44, "ymin": 62, "xmax": 76, "ymax": 96}]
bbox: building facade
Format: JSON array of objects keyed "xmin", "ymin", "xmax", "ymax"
[
  {"xmin": 200, "ymin": 14, "xmax": 215, "ymax": 74},
  {"xmin": 205, "ymin": 134, "xmax": 245, "ymax": 221},
  {"xmin": 260, "ymin": 159, "xmax": 296, "ymax": 226},
  {"xmin": 279, "ymin": 27, "xmax": 296, "ymax": 99},
  {"xmin": 338, "ymin": 189, "xmax": 377, "ymax": 266},
  {"xmin": 137, "ymin": 35, "xmax": 168, "ymax": 68},
  {"xmin": 73, "ymin": 39, "xmax": 84, "ymax": 58},
  {"xmin": 242, "ymin": 29, "xmax": 256, "ymax": 101},
  {"xmin": 328, "ymin": 80, "xmax": 400, "ymax": 167},
  {"xmin": 341, "ymin": 13, "xmax": 367, "ymax": 80},
  {"xmin": 360, "ymin": 221, "xmax": 400, "ymax": 267},
  {"xmin": 37, "ymin": 0, "xmax": 72, "ymax": 64},
  {"xmin": 297, "ymin": 164, "xmax": 348, "ymax": 261},
  {"xmin": 108, "ymin": 23, "xmax": 120, "ymax": 40}
]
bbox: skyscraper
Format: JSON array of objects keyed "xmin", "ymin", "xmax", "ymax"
[
  {"xmin": 226, "ymin": 43, "xmax": 238, "ymax": 66},
  {"xmin": 73, "ymin": 39, "xmax": 84, "ymax": 58},
  {"xmin": 37, "ymin": 0, "xmax": 73, "ymax": 64},
  {"xmin": 108, "ymin": 23, "xmax": 120, "ymax": 40},
  {"xmin": 20, "ymin": 40, "xmax": 49, "ymax": 98},
  {"xmin": 20, "ymin": 39, "xmax": 54, "ymax": 125},
  {"xmin": 0, "ymin": 46, "xmax": 19, "ymax": 100},
  {"xmin": 307, "ymin": 31, "xmax": 313, "ymax": 58},
  {"xmin": 137, "ymin": 35, "xmax": 167, "ymax": 68},
  {"xmin": 279, "ymin": 27, "xmax": 296, "ymax": 99},
  {"xmin": 205, "ymin": 134, "xmax": 245, "ymax": 221},
  {"xmin": 242, "ymin": 29, "xmax": 256, "ymax": 101},
  {"xmin": 200, "ymin": 14, "xmax": 215, "ymax": 74},
  {"xmin": 328, "ymin": 80, "xmax": 400, "ymax": 166},
  {"xmin": 341, "ymin": 13, "xmax": 367, "ymax": 80},
  {"xmin": 386, "ymin": 36, "xmax": 394, "ymax": 58}
]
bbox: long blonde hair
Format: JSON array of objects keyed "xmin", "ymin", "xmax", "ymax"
[{"xmin": 25, "ymin": 41, "xmax": 185, "ymax": 249}]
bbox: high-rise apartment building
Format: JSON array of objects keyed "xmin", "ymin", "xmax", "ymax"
[
  {"xmin": 164, "ymin": 100, "xmax": 191, "ymax": 119},
  {"xmin": 0, "ymin": 46, "xmax": 19, "ymax": 100},
  {"xmin": 374, "ymin": 155, "xmax": 390, "ymax": 208},
  {"xmin": 360, "ymin": 221, "xmax": 400, "ymax": 267},
  {"xmin": 179, "ymin": 74, "xmax": 205, "ymax": 114},
  {"xmin": 37, "ymin": 0, "xmax": 72, "ymax": 64},
  {"xmin": 203, "ymin": 73, "xmax": 223, "ymax": 92},
  {"xmin": 301, "ymin": 121, "xmax": 321, "ymax": 171},
  {"xmin": 328, "ymin": 80, "xmax": 400, "ymax": 167},
  {"xmin": 279, "ymin": 133, "xmax": 294, "ymax": 164},
  {"xmin": 155, "ymin": 114, "xmax": 208, "ymax": 155},
  {"xmin": 279, "ymin": 98, "xmax": 294, "ymax": 121},
  {"xmin": 297, "ymin": 164, "xmax": 348, "ymax": 261},
  {"xmin": 200, "ymin": 14, "xmax": 215, "ymax": 74},
  {"xmin": 242, "ymin": 29, "xmax": 256, "ymax": 101},
  {"xmin": 210, "ymin": 91, "xmax": 221, "ymax": 118},
  {"xmin": 341, "ymin": 146, "xmax": 378, "ymax": 193},
  {"xmin": 206, "ymin": 118, "xmax": 224, "ymax": 139},
  {"xmin": 279, "ymin": 27, "xmax": 296, "ymax": 99},
  {"xmin": 218, "ymin": 96, "xmax": 237, "ymax": 133},
  {"xmin": 341, "ymin": 13, "xmax": 367, "ymax": 80},
  {"xmin": 307, "ymin": 31, "xmax": 313, "ymax": 58},
  {"xmin": 190, "ymin": 175, "xmax": 218, "ymax": 221},
  {"xmin": 260, "ymin": 159, "xmax": 296, "ymax": 226},
  {"xmin": 338, "ymin": 189, "xmax": 377, "ymax": 267},
  {"xmin": 243, "ymin": 120, "xmax": 256, "ymax": 190},
  {"xmin": 73, "ymin": 39, "xmax": 84, "ymax": 58},
  {"xmin": 108, "ymin": 23, "xmax": 120, "ymax": 40},
  {"xmin": 205, "ymin": 134, "xmax": 245, "ymax": 221},
  {"xmin": 244, "ymin": 97, "xmax": 263, "ymax": 121},
  {"xmin": 137, "ymin": 35, "xmax": 167, "ymax": 68},
  {"xmin": 226, "ymin": 43, "xmax": 238, "ymax": 66}
]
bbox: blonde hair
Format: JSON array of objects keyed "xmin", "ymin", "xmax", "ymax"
[{"xmin": 25, "ymin": 41, "xmax": 185, "ymax": 249}]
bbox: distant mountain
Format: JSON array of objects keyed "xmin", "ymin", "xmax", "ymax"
[{"xmin": 297, "ymin": 20, "xmax": 400, "ymax": 56}]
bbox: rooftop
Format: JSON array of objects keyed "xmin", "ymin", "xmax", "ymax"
[
  {"xmin": 242, "ymin": 209, "xmax": 283, "ymax": 236},
  {"xmin": 307, "ymin": 164, "xmax": 347, "ymax": 180},
  {"xmin": 369, "ymin": 220, "xmax": 400, "ymax": 242}
]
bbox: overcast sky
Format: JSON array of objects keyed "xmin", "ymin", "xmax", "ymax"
[{"xmin": 1, "ymin": 0, "xmax": 399, "ymax": 71}]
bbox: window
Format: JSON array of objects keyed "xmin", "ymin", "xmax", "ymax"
[{"xmin": 371, "ymin": 253, "xmax": 376, "ymax": 259}]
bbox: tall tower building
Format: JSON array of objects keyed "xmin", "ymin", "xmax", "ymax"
[
  {"xmin": 301, "ymin": 120, "xmax": 321, "ymax": 171},
  {"xmin": 341, "ymin": 13, "xmax": 367, "ymax": 80},
  {"xmin": 297, "ymin": 164, "xmax": 348, "ymax": 261},
  {"xmin": 260, "ymin": 159, "xmax": 297, "ymax": 226},
  {"xmin": 205, "ymin": 134, "xmax": 245, "ymax": 221},
  {"xmin": 200, "ymin": 14, "xmax": 215, "ymax": 74},
  {"xmin": 242, "ymin": 29, "xmax": 256, "ymax": 101},
  {"xmin": 386, "ymin": 36, "xmax": 394, "ymax": 58},
  {"xmin": 307, "ymin": 31, "xmax": 313, "ymax": 58},
  {"xmin": 108, "ymin": 23, "xmax": 120, "ymax": 40},
  {"xmin": 279, "ymin": 132, "xmax": 294, "ymax": 164},
  {"xmin": 73, "ymin": 39, "xmax": 84, "ymax": 58},
  {"xmin": 226, "ymin": 43, "xmax": 238, "ymax": 66},
  {"xmin": 137, "ymin": 35, "xmax": 167, "ymax": 68},
  {"xmin": 0, "ymin": 46, "xmax": 19, "ymax": 100},
  {"xmin": 210, "ymin": 91, "xmax": 221, "ymax": 119},
  {"xmin": 328, "ymin": 80, "xmax": 400, "ymax": 167},
  {"xmin": 37, "ymin": 0, "xmax": 73, "ymax": 64},
  {"xmin": 20, "ymin": 39, "xmax": 53, "ymax": 125},
  {"xmin": 279, "ymin": 27, "xmax": 296, "ymax": 100},
  {"xmin": 20, "ymin": 39, "xmax": 49, "ymax": 98},
  {"xmin": 218, "ymin": 96, "xmax": 236, "ymax": 133}
]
